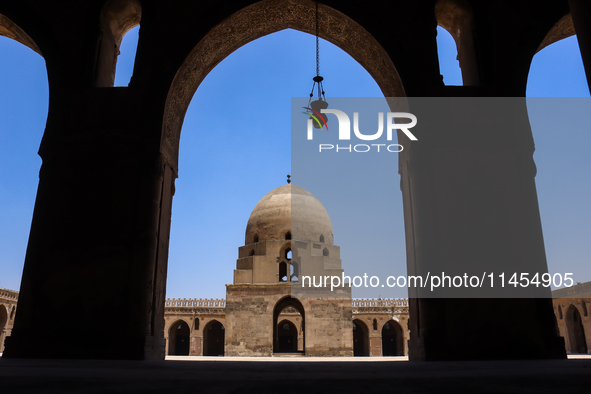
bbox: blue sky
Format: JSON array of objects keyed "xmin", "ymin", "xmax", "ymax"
[{"xmin": 0, "ymin": 25, "xmax": 589, "ymax": 299}]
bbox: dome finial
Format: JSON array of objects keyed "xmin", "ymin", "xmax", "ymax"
[{"xmin": 287, "ymin": 174, "xmax": 291, "ymax": 184}]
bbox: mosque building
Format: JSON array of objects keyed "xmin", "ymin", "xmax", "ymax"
[{"xmin": 1, "ymin": 183, "xmax": 589, "ymax": 357}]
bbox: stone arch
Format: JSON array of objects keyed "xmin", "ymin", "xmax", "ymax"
[
  {"xmin": 167, "ymin": 319, "xmax": 190, "ymax": 356},
  {"xmin": 161, "ymin": 0, "xmax": 405, "ymax": 167},
  {"xmin": 381, "ymin": 320, "xmax": 404, "ymax": 356},
  {"xmin": 273, "ymin": 296, "xmax": 305, "ymax": 354},
  {"xmin": 277, "ymin": 319, "xmax": 298, "ymax": 353},
  {"xmin": 93, "ymin": 0, "xmax": 141, "ymax": 87},
  {"xmin": 203, "ymin": 319, "xmax": 225, "ymax": 356},
  {"xmin": 352, "ymin": 319, "xmax": 369, "ymax": 356},
  {"xmin": 565, "ymin": 304, "xmax": 587, "ymax": 354},
  {"xmin": 536, "ymin": 13, "xmax": 575, "ymax": 53},
  {"xmin": 0, "ymin": 304, "xmax": 7, "ymax": 353},
  {"xmin": 0, "ymin": 13, "xmax": 41, "ymax": 55},
  {"xmin": 434, "ymin": 0, "xmax": 479, "ymax": 85}
]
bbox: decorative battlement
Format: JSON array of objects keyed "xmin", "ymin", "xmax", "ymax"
[
  {"xmin": 0, "ymin": 287, "xmax": 19, "ymax": 301},
  {"xmin": 352, "ymin": 299, "xmax": 408, "ymax": 307},
  {"xmin": 164, "ymin": 297, "xmax": 407, "ymax": 309},
  {"xmin": 165, "ymin": 298, "xmax": 225, "ymax": 307}
]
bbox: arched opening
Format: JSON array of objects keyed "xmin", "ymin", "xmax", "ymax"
[
  {"xmin": 322, "ymin": 247, "xmax": 329, "ymax": 257},
  {"xmin": 273, "ymin": 297, "xmax": 305, "ymax": 354},
  {"xmin": 194, "ymin": 318, "xmax": 199, "ymax": 330},
  {"xmin": 168, "ymin": 320, "xmax": 190, "ymax": 356},
  {"xmin": 279, "ymin": 262, "xmax": 288, "ymax": 282},
  {"xmin": 352, "ymin": 319, "xmax": 369, "ymax": 356},
  {"xmin": 583, "ymin": 302, "xmax": 588, "ymax": 317},
  {"xmin": 290, "ymin": 263, "xmax": 298, "ymax": 282},
  {"xmin": 319, "ymin": 234, "xmax": 324, "ymax": 243},
  {"xmin": 0, "ymin": 305, "xmax": 7, "ymax": 352},
  {"xmin": 372, "ymin": 319, "xmax": 378, "ymax": 331},
  {"xmin": 203, "ymin": 320, "xmax": 225, "ymax": 356},
  {"xmin": 249, "ymin": 249, "xmax": 255, "ymax": 256},
  {"xmin": 436, "ymin": 26, "xmax": 462, "ymax": 85},
  {"xmin": 528, "ymin": 34, "xmax": 588, "ymax": 96},
  {"xmin": 277, "ymin": 320, "xmax": 298, "ymax": 353},
  {"xmin": 566, "ymin": 305, "xmax": 588, "ymax": 354},
  {"xmin": 382, "ymin": 320, "xmax": 404, "ymax": 356},
  {"xmin": 558, "ymin": 305, "xmax": 563, "ymax": 320},
  {"xmin": 94, "ymin": 0, "xmax": 141, "ymax": 87},
  {"xmin": 285, "ymin": 231, "xmax": 291, "ymax": 240},
  {"xmin": 0, "ymin": 17, "xmax": 47, "ymax": 296},
  {"xmin": 164, "ymin": 0, "xmax": 403, "ymax": 310},
  {"xmin": 113, "ymin": 25, "xmax": 139, "ymax": 86},
  {"xmin": 434, "ymin": 0, "xmax": 478, "ymax": 85}
]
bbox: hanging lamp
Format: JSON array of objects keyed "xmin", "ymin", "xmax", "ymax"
[{"xmin": 306, "ymin": 1, "xmax": 328, "ymax": 129}]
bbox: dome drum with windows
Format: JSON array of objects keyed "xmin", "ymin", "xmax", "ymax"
[{"xmin": 234, "ymin": 182, "xmax": 344, "ymax": 286}]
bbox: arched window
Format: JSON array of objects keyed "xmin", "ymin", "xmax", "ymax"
[
  {"xmin": 285, "ymin": 231, "xmax": 291, "ymax": 240},
  {"xmin": 372, "ymin": 319, "xmax": 378, "ymax": 331},
  {"xmin": 558, "ymin": 305, "xmax": 563, "ymax": 320},
  {"xmin": 10, "ymin": 306, "xmax": 15, "ymax": 320},
  {"xmin": 323, "ymin": 247, "xmax": 329, "ymax": 257},
  {"xmin": 279, "ymin": 262, "xmax": 288, "ymax": 282},
  {"xmin": 95, "ymin": 0, "xmax": 142, "ymax": 87},
  {"xmin": 194, "ymin": 318, "xmax": 199, "ymax": 330},
  {"xmin": 254, "ymin": 234, "xmax": 259, "ymax": 243},
  {"xmin": 582, "ymin": 301, "xmax": 588, "ymax": 317},
  {"xmin": 319, "ymin": 234, "xmax": 324, "ymax": 243},
  {"xmin": 286, "ymin": 248, "xmax": 292, "ymax": 260},
  {"xmin": 249, "ymin": 249, "xmax": 255, "ymax": 256},
  {"xmin": 436, "ymin": 26, "xmax": 462, "ymax": 85}
]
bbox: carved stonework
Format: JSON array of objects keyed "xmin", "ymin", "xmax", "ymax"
[{"xmin": 161, "ymin": 0, "xmax": 404, "ymax": 167}]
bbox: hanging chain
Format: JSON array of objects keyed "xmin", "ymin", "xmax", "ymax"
[
  {"xmin": 316, "ymin": 0, "xmax": 320, "ymax": 78},
  {"xmin": 309, "ymin": 1, "xmax": 326, "ymax": 104}
]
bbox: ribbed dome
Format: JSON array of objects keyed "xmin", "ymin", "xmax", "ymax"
[{"xmin": 245, "ymin": 184, "xmax": 334, "ymax": 245}]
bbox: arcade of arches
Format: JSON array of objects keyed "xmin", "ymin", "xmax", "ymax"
[
  {"xmin": 1, "ymin": 0, "xmax": 591, "ymax": 361},
  {"xmin": 2, "ymin": 184, "xmax": 590, "ymax": 357}
]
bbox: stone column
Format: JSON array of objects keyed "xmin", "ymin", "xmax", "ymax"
[
  {"xmin": 402, "ymin": 98, "xmax": 566, "ymax": 360},
  {"xmin": 3, "ymin": 88, "xmax": 173, "ymax": 360}
]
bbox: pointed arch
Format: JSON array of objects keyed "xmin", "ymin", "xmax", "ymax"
[
  {"xmin": 94, "ymin": 0, "xmax": 141, "ymax": 87},
  {"xmin": 167, "ymin": 319, "xmax": 190, "ymax": 355},
  {"xmin": 352, "ymin": 319, "xmax": 369, "ymax": 356},
  {"xmin": 273, "ymin": 296, "xmax": 305, "ymax": 354},
  {"xmin": 382, "ymin": 320, "xmax": 404, "ymax": 356},
  {"xmin": 565, "ymin": 304, "xmax": 588, "ymax": 354},
  {"xmin": 203, "ymin": 319, "xmax": 225, "ymax": 356},
  {"xmin": 435, "ymin": 0, "xmax": 479, "ymax": 85},
  {"xmin": 161, "ymin": 0, "xmax": 405, "ymax": 167},
  {"xmin": 0, "ymin": 14, "xmax": 41, "ymax": 55}
]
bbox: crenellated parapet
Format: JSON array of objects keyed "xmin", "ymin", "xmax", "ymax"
[
  {"xmin": 352, "ymin": 298, "xmax": 409, "ymax": 315},
  {"xmin": 0, "ymin": 288, "xmax": 19, "ymax": 302}
]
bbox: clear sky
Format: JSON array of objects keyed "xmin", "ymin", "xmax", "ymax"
[{"xmin": 0, "ymin": 24, "xmax": 589, "ymax": 299}]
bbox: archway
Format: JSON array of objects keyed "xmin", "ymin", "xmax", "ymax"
[
  {"xmin": 203, "ymin": 320, "xmax": 225, "ymax": 356},
  {"xmin": 161, "ymin": 0, "xmax": 404, "ymax": 168},
  {"xmin": 0, "ymin": 305, "xmax": 7, "ymax": 352},
  {"xmin": 273, "ymin": 297, "xmax": 305, "ymax": 354},
  {"xmin": 0, "ymin": 16, "xmax": 47, "ymax": 299},
  {"xmin": 277, "ymin": 320, "xmax": 298, "ymax": 353},
  {"xmin": 382, "ymin": 320, "xmax": 403, "ymax": 356},
  {"xmin": 566, "ymin": 305, "xmax": 588, "ymax": 354},
  {"xmin": 352, "ymin": 319, "xmax": 369, "ymax": 357},
  {"xmin": 168, "ymin": 320, "xmax": 190, "ymax": 356}
]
